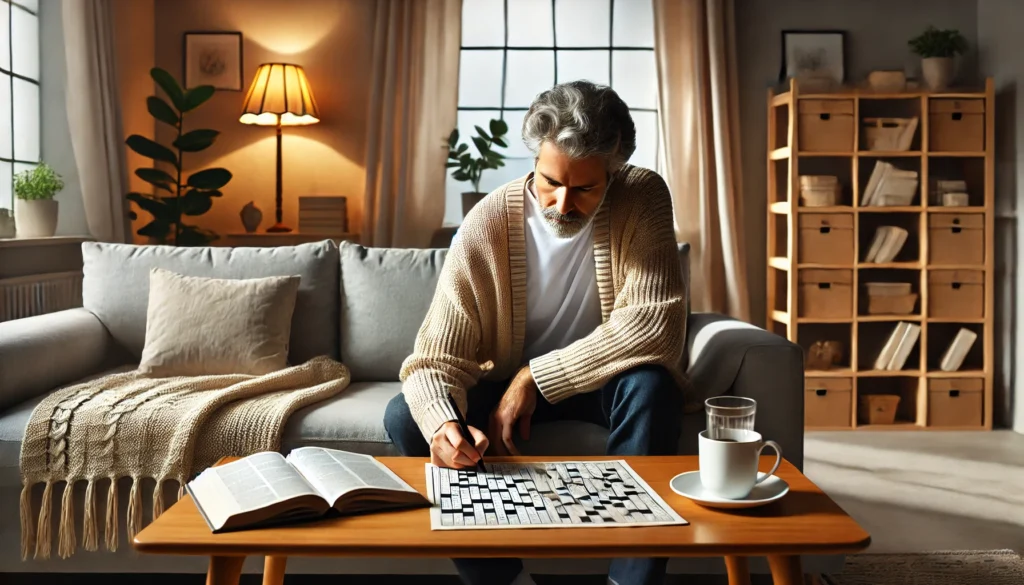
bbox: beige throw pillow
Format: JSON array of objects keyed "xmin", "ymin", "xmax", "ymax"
[{"xmin": 138, "ymin": 268, "xmax": 301, "ymax": 377}]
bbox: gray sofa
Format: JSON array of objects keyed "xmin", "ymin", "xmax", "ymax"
[{"xmin": 0, "ymin": 239, "xmax": 826, "ymax": 578}]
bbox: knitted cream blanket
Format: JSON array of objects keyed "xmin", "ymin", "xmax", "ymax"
[{"xmin": 19, "ymin": 356, "xmax": 350, "ymax": 560}]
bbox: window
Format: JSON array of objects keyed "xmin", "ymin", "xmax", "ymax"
[
  {"xmin": 447, "ymin": 0, "xmax": 658, "ymax": 225},
  {"xmin": 0, "ymin": 0, "xmax": 40, "ymax": 211}
]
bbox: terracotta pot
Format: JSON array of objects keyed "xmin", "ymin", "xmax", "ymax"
[
  {"xmin": 461, "ymin": 192, "xmax": 487, "ymax": 217},
  {"xmin": 921, "ymin": 57, "xmax": 954, "ymax": 91},
  {"xmin": 14, "ymin": 199, "xmax": 58, "ymax": 238}
]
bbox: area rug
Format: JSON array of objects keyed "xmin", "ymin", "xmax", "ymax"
[{"xmin": 823, "ymin": 550, "xmax": 1024, "ymax": 585}]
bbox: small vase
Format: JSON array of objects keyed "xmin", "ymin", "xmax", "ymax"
[
  {"xmin": 14, "ymin": 199, "xmax": 58, "ymax": 238},
  {"xmin": 240, "ymin": 201, "xmax": 263, "ymax": 233},
  {"xmin": 0, "ymin": 209, "xmax": 14, "ymax": 238},
  {"xmin": 921, "ymin": 57, "xmax": 954, "ymax": 91}
]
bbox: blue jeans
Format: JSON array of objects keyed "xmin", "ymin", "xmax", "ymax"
[{"xmin": 383, "ymin": 365, "xmax": 683, "ymax": 585}]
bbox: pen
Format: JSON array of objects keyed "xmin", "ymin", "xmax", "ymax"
[{"xmin": 446, "ymin": 393, "xmax": 487, "ymax": 473}]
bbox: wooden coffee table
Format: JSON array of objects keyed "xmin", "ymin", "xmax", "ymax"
[{"xmin": 133, "ymin": 455, "xmax": 869, "ymax": 585}]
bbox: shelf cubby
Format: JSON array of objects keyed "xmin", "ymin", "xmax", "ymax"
[
  {"xmin": 858, "ymin": 212, "xmax": 922, "ymax": 264},
  {"xmin": 927, "ymin": 157, "xmax": 985, "ymax": 207},
  {"xmin": 856, "ymin": 377, "xmax": 923, "ymax": 427},
  {"xmin": 926, "ymin": 322, "xmax": 984, "ymax": 373}
]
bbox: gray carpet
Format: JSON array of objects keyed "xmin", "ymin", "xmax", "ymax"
[{"xmin": 824, "ymin": 550, "xmax": 1024, "ymax": 585}]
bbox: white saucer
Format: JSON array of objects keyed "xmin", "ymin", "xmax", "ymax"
[{"xmin": 669, "ymin": 471, "xmax": 789, "ymax": 509}]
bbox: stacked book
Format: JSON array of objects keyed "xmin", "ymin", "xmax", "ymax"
[
  {"xmin": 860, "ymin": 161, "xmax": 919, "ymax": 207},
  {"xmin": 939, "ymin": 328, "xmax": 978, "ymax": 371},
  {"xmin": 298, "ymin": 196, "xmax": 349, "ymax": 235},
  {"xmin": 873, "ymin": 321, "xmax": 922, "ymax": 371},
  {"xmin": 932, "ymin": 179, "xmax": 969, "ymax": 207},
  {"xmin": 862, "ymin": 226, "xmax": 909, "ymax": 263}
]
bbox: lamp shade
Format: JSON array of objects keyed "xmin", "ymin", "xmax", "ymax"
[{"xmin": 239, "ymin": 63, "xmax": 320, "ymax": 126}]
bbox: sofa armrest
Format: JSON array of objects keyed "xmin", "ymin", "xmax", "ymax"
[
  {"xmin": 0, "ymin": 308, "xmax": 116, "ymax": 411},
  {"xmin": 686, "ymin": 313, "xmax": 805, "ymax": 470}
]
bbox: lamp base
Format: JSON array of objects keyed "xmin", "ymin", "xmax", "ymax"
[{"xmin": 266, "ymin": 223, "xmax": 292, "ymax": 233}]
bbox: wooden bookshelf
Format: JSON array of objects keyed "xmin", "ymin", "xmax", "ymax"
[{"xmin": 766, "ymin": 78, "xmax": 994, "ymax": 431}]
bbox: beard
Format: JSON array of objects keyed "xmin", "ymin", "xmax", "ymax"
[{"xmin": 540, "ymin": 206, "xmax": 589, "ymax": 238}]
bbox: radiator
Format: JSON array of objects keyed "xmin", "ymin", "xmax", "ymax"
[{"xmin": 0, "ymin": 271, "xmax": 84, "ymax": 322}]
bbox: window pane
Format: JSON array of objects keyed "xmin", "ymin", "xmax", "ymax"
[
  {"xmin": 0, "ymin": 161, "xmax": 11, "ymax": 211},
  {"xmin": 504, "ymin": 50, "xmax": 554, "ymax": 108},
  {"xmin": 555, "ymin": 0, "xmax": 610, "ymax": 47},
  {"xmin": 482, "ymin": 156, "xmax": 533, "ymax": 193},
  {"xmin": 462, "ymin": 0, "xmax": 504, "ymax": 46},
  {"xmin": 501, "ymin": 109, "xmax": 531, "ymax": 158},
  {"xmin": 12, "ymin": 9, "xmax": 38, "ymax": 80},
  {"xmin": 458, "ymin": 50, "xmax": 503, "ymax": 107},
  {"xmin": 0, "ymin": 3, "xmax": 10, "ymax": 71},
  {"xmin": 508, "ymin": 0, "xmax": 553, "ymax": 47},
  {"xmin": 612, "ymin": 0, "xmax": 654, "ymax": 47},
  {"xmin": 612, "ymin": 50, "xmax": 656, "ymax": 109},
  {"xmin": 557, "ymin": 50, "xmax": 609, "ymax": 85},
  {"xmin": 0, "ymin": 73, "xmax": 10, "ymax": 159},
  {"xmin": 454, "ymin": 109, "xmax": 502, "ymax": 160},
  {"xmin": 629, "ymin": 110, "xmax": 658, "ymax": 171},
  {"xmin": 13, "ymin": 78, "xmax": 38, "ymax": 161}
]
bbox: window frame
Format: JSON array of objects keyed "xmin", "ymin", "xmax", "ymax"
[{"xmin": 0, "ymin": 0, "xmax": 41, "ymax": 210}]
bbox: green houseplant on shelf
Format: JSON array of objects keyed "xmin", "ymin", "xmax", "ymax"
[
  {"xmin": 908, "ymin": 26, "xmax": 968, "ymax": 91},
  {"xmin": 446, "ymin": 118, "xmax": 508, "ymax": 217},
  {"xmin": 13, "ymin": 162, "xmax": 64, "ymax": 238},
  {"xmin": 125, "ymin": 67, "xmax": 232, "ymax": 246}
]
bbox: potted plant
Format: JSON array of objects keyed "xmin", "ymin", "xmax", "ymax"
[
  {"xmin": 13, "ymin": 163, "xmax": 64, "ymax": 238},
  {"xmin": 125, "ymin": 67, "xmax": 232, "ymax": 246},
  {"xmin": 446, "ymin": 118, "xmax": 508, "ymax": 217},
  {"xmin": 908, "ymin": 26, "xmax": 967, "ymax": 91}
]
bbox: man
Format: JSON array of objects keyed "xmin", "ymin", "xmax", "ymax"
[{"xmin": 384, "ymin": 80, "xmax": 691, "ymax": 585}]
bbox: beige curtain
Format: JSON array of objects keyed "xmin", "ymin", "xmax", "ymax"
[
  {"xmin": 654, "ymin": 0, "xmax": 749, "ymax": 321},
  {"xmin": 362, "ymin": 0, "xmax": 461, "ymax": 248},
  {"xmin": 62, "ymin": 0, "xmax": 131, "ymax": 243}
]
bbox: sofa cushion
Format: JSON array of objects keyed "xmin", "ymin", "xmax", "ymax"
[
  {"xmin": 82, "ymin": 240, "xmax": 339, "ymax": 364},
  {"xmin": 339, "ymin": 242, "xmax": 447, "ymax": 381}
]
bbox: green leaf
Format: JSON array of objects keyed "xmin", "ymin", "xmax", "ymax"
[
  {"xmin": 474, "ymin": 125, "xmax": 492, "ymax": 140},
  {"xmin": 186, "ymin": 168, "xmax": 232, "ymax": 190},
  {"xmin": 174, "ymin": 129, "xmax": 219, "ymax": 152},
  {"xmin": 472, "ymin": 136, "xmax": 490, "ymax": 155},
  {"xmin": 460, "ymin": 153, "xmax": 472, "ymax": 165},
  {"xmin": 147, "ymin": 96, "xmax": 179, "ymax": 127},
  {"xmin": 151, "ymin": 67, "xmax": 186, "ymax": 112},
  {"xmin": 445, "ymin": 162, "xmax": 462, "ymax": 168},
  {"xmin": 134, "ymin": 169, "xmax": 176, "ymax": 193},
  {"xmin": 137, "ymin": 220, "xmax": 171, "ymax": 240},
  {"xmin": 490, "ymin": 118, "xmax": 509, "ymax": 137},
  {"xmin": 127, "ymin": 192, "xmax": 175, "ymax": 222},
  {"xmin": 126, "ymin": 135, "xmax": 178, "ymax": 166},
  {"xmin": 183, "ymin": 85, "xmax": 216, "ymax": 112},
  {"xmin": 448, "ymin": 129, "xmax": 459, "ymax": 148},
  {"xmin": 484, "ymin": 150, "xmax": 505, "ymax": 162},
  {"xmin": 452, "ymin": 170, "xmax": 470, "ymax": 182},
  {"xmin": 491, "ymin": 137, "xmax": 507, "ymax": 148},
  {"xmin": 457, "ymin": 144, "xmax": 468, "ymax": 154},
  {"xmin": 177, "ymin": 225, "xmax": 217, "ymax": 247},
  {"xmin": 180, "ymin": 190, "xmax": 214, "ymax": 216}
]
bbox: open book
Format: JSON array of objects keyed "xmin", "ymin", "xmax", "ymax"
[{"xmin": 186, "ymin": 447, "xmax": 430, "ymax": 533}]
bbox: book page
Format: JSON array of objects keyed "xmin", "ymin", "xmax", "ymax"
[{"xmin": 287, "ymin": 447, "xmax": 418, "ymax": 505}]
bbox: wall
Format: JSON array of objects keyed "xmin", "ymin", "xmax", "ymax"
[
  {"xmin": 977, "ymin": 0, "xmax": 1022, "ymax": 432},
  {"xmin": 141, "ymin": 0, "xmax": 373, "ymax": 240}
]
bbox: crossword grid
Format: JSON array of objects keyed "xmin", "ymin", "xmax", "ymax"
[{"xmin": 426, "ymin": 461, "xmax": 687, "ymax": 530}]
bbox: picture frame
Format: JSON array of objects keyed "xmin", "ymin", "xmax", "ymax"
[
  {"xmin": 183, "ymin": 31, "xmax": 243, "ymax": 91},
  {"xmin": 779, "ymin": 30, "xmax": 846, "ymax": 87}
]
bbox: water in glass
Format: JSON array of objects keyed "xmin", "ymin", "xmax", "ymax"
[{"xmin": 705, "ymin": 396, "xmax": 756, "ymax": 440}]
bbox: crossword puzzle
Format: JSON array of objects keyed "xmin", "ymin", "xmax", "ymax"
[{"xmin": 425, "ymin": 460, "xmax": 687, "ymax": 530}]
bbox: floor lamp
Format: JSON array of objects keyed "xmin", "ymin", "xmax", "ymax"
[{"xmin": 239, "ymin": 63, "xmax": 320, "ymax": 233}]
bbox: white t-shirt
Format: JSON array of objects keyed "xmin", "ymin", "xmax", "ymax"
[{"xmin": 522, "ymin": 179, "xmax": 603, "ymax": 368}]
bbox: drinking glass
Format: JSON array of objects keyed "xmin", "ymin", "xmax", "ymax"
[{"xmin": 705, "ymin": 396, "xmax": 756, "ymax": 440}]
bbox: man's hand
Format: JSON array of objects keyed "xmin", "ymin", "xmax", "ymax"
[
  {"xmin": 430, "ymin": 421, "xmax": 489, "ymax": 469},
  {"xmin": 489, "ymin": 365, "xmax": 539, "ymax": 455}
]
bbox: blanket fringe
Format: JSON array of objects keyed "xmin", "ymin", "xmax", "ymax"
[
  {"xmin": 152, "ymin": 479, "xmax": 164, "ymax": 520},
  {"xmin": 58, "ymin": 480, "xmax": 77, "ymax": 559},
  {"xmin": 34, "ymin": 481, "xmax": 53, "ymax": 560},
  {"xmin": 82, "ymin": 479, "xmax": 98, "ymax": 552},
  {"xmin": 104, "ymin": 478, "xmax": 118, "ymax": 552},
  {"xmin": 127, "ymin": 476, "xmax": 143, "ymax": 541},
  {"xmin": 19, "ymin": 483, "xmax": 35, "ymax": 561}
]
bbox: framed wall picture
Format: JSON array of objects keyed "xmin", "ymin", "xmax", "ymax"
[
  {"xmin": 780, "ymin": 30, "xmax": 846, "ymax": 87},
  {"xmin": 184, "ymin": 32, "xmax": 243, "ymax": 91}
]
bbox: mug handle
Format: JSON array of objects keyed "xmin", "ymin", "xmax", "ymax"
[{"xmin": 754, "ymin": 440, "xmax": 783, "ymax": 484}]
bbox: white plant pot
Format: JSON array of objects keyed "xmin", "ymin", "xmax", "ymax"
[
  {"xmin": 14, "ymin": 199, "xmax": 59, "ymax": 238},
  {"xmin": 921, "ymin": 57, "xmax": 954, "ymax": 91}
]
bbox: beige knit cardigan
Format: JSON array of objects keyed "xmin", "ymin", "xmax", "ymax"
[{"xmin": 400, "ymin": 165, "xmax": 692, "ymax": 440}]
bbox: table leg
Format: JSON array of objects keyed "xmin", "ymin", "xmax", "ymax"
[
  {"xmin": 263, "ymin": 555, "xmax": 288, "ymax": 585},
  {"xmin": 767, "ymin": 555, "xmax": 804, "ymax": 585},
  {"xmin": 724, "ymin": 556, "xmax": 752, "ymax": 585},
  {"xmin": 206, "ymin": 555, "xmax": 245, "ymax": 585}
]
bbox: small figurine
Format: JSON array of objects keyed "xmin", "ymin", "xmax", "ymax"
[{"xmin": 240, "ymin": 201, "xmax": 262, "ymax": 233}]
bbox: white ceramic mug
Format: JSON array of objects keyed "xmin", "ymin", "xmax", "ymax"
[{"xmin": 698, "ymin": 428, "xmax": 782, "ymax": 499}]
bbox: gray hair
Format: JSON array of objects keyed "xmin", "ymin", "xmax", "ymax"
[{"xmin": 521, "ymin": 81, "xmax": 637, "ymax": 173}]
